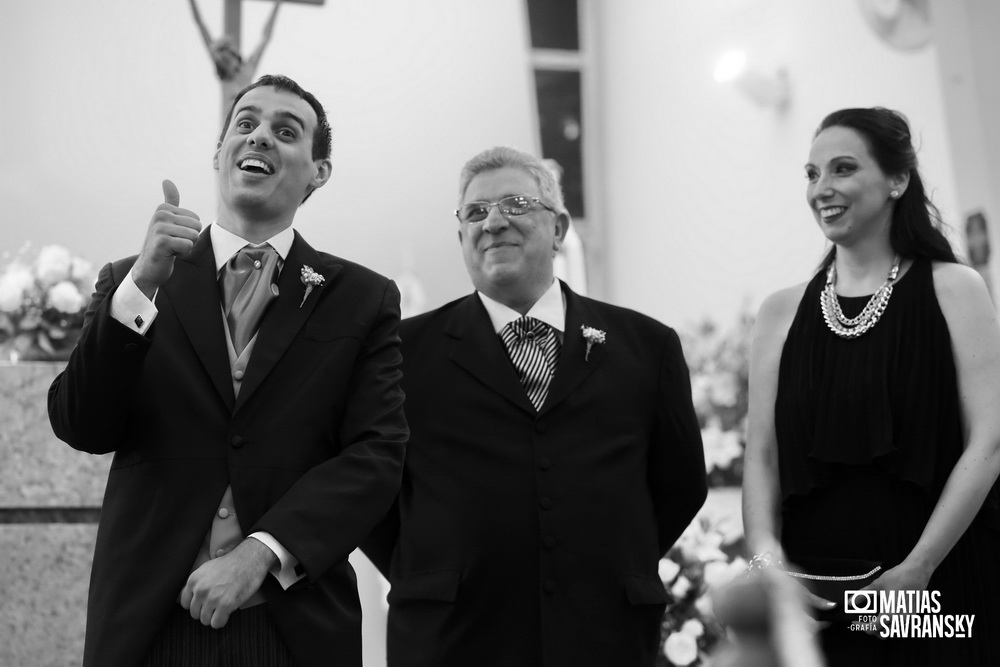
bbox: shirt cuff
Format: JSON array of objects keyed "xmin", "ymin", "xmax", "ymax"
[
  {"xmin": 249, "ymin": 531, "xmax": 305, "ymax": 590},
  {"xmin": 110, "ymin": 269, "xmax": 158, "ymax": 334}
]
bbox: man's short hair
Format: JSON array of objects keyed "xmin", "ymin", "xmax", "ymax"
[
  {"xmin": 457, "ymin": 146, "xmax": 567, "ymax": 215},
  {"xmin": 220, "ymin": 74, "xmax": 332, "ymax": 163}
]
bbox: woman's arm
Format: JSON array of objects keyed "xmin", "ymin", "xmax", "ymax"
[
  {"xmin": 743, "ymin": 284, "xmax": 805, "ymax": 559},
  {"xmin": 874, "ymin": 262, "xmax": 1000, "ymax": 592}
]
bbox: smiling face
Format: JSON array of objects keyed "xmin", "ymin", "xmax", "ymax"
[
  {"xmin": 805, "ymin": 126, "xmax": 907, "ymax": 248},
  {"xmin": 458, "ymin": 167, "xmax": 568, "ymax": 312},
  {"xmin": 214, "ymin": 86, "xmax": 331, "ymax": 234}
]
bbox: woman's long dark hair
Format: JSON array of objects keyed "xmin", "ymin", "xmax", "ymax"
[{"xmin": 816, "ymin": 107, "xmax": 958, "ymax": 269}]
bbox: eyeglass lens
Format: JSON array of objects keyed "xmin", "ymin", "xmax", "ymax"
[{"xmin": 459, "ymin": 196, "xmax": 534, "ymax": 223}]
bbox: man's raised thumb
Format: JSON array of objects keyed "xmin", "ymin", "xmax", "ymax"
[{"xmin": 162, "ymin": 179, "xmax": 180, "ymax": 207}]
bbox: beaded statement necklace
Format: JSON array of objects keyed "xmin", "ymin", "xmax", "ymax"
[{"xmin": 819, "ymin": 255, "xmax": 900, "ymax": 339}]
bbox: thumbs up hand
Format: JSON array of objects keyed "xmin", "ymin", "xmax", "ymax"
[{"xmin": 133, "ymin": 179, "xmax": 203, "ymax": 299}]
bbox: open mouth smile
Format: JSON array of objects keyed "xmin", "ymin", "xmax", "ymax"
[
  {"xmin": 239, "ymin": 157, "xmax": 274, "ymax": 175},
  {"xmin": 819, "ymin": 206, "xmax": 846, "ymax": 221}
]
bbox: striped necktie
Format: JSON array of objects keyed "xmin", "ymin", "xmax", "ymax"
[{"xmin": 499, "ymin": 317, "xmax": 560, "ymax": 411}]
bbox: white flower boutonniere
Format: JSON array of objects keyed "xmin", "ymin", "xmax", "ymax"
[
  {"xmin": 299, "ymin": 265, "xmax": 324, "ymax": 308},
  {"xmin": 580, "ymin": 325, "xmax": 606, "ymax": 361}
]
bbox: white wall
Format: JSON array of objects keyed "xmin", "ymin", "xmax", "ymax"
[
  {"xmin": 2, "ymin": 0, "xmax": 540, "ymax": 314},
  {"xmin": 596, "ymin": 0, "xmax": 959, "ymax": 328}
]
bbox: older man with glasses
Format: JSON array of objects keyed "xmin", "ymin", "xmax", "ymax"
[{"xmin": 363, "ymin": 145, "xmax": 707, "ymax": 667}]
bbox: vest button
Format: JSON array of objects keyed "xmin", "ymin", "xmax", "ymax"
[
  {"xmin": 539, "ymin": 497, "xmax": 553, "ymax": 510},
  {"xmin": 231, "ymin": 435, "xmax": 244, "ymax": 448},
  {"xmin": 218, "ymin": 508, "xmax": 230, "ymax": 519}
]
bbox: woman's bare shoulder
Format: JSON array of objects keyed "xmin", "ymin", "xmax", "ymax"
[{"xmin": 755, "ymin": 281, "xmax": 811, "ymax": 339}]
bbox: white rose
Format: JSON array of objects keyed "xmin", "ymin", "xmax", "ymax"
[
  {"xmin": 659, "ymin": 558, "xmax": 681, "ymax": 584},
  {"xmin": 681, "ymin": 618, "xmax": 705, "ymax": 638},
  {"xmin": 702, "ymin": 421, "xmax": 744, "ymax": 473},
  {"xmin": 694, "ymin": 593, "xmax": 713, "ymax": 617},
  {"xmin": 670, "ymin": 575, "xmax": 692, "ymax": 600},
  {"xmin": 70, "ymin": 256, "xmax": 93, "ymax": 280},
  {"xmin": 708, "ymin": 371, "xmax": 739, "ymax": 407},
  {"xmin": 36, "ymin": 245, "xmax": 74, "ymax": 286},
  {"xmin": 702, "ymin": 560, "xmax": 731, "ymax": 588},
  {"xmin": 663, "ymin": 630, "xmax": 699, "ymax": 666},
  {"xmin": 48, "ymin": 281, "xmax": 86, "ymax": 314},
  {"xmin": 690, "ymin": 374, "xmax": 712, "ymax": 418},
  {"xmin": 0, "ymin": 266, "xmax": 35, "ymax": 312}
]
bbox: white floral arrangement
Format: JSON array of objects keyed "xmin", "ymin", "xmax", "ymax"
[
  {"xmin": 657, "ymin": 516, "xmax": 747, "ymax": 666},
  {"xmin": 580, "ymin": 324, "xmax": 606, "ymax": 361},
  {"xmin": 680, "ymin": 312, "xmax": 753, "ymax": 488},
  {"xmin": 0, "ymin": 244, "xmax": 95, "ymax": 362},
  {"xmin": 299, "ymin": 264, "xmax": 324, "ymax": 308}
]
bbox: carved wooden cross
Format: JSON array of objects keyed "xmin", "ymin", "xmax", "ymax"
[
  {"xmin": 191, "ymin": 0, "xmax": 326, "ymax": 122},
  {"xmin": 223, "ymin": 0, "xmax": 325, "ymax": 54}
]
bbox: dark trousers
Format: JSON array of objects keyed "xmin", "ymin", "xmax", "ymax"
[{"xmin": 143, "ymin": 604, "xmax": 294, "ymax": 667}]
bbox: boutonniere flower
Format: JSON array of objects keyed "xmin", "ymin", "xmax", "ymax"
[
  {"xmin": 299, "ymin": 265, "xmax": 324, "ymax": 308},
  {"xmin": 580, "ymin": 325, "xmax": 606, "ymax": 361}
]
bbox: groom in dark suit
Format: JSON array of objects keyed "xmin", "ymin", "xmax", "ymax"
[
  {"xmin": 48, "ymin": 75, "xmax": 407, "ymax": 666},
  {"xmin": 363, "ymin": 146, "xmax": 706, "ymax": 666}
]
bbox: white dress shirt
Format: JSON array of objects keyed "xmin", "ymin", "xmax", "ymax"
[{"xmin": 477, "ymin": 279, "xmax": 566, "ymax": 342}]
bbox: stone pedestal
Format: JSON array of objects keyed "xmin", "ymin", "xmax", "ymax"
[{"xmin": 0, "ymin": 362, "xmax": 112, "ymax": 667}]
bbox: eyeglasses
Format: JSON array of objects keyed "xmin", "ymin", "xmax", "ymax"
[{"xmin": 454, "ymin": 195, "xmax": 556, "ymax": 224}]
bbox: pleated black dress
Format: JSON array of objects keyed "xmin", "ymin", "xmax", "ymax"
[{"xmin": 775, "ymin": 257, "xmax": 1000, "ymax": 666}]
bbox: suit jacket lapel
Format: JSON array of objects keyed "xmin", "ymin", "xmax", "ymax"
[
  {"xmin": 446, "ymin": 294, "xmax": 537, "ymax": 415},
  {"xmin": 540, "ymin": 282, "xmax": 605, "ymax": 416},
  {"xmin": 235, "ymin": 231, "xmax": 343, "ymax": 414},
  {"xmin": 160, "ymin": 231, "xmax": 236, "ymax": 411}
]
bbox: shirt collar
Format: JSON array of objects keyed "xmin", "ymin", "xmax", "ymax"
[
  {"xmin": 210, "ymin": 223, "xmax": 295, "ymax": 273},
  {"xmin": 477, "ymin": 280, "xmax": 565, "ymax": 335}
]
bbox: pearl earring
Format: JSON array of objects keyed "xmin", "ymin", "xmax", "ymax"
[{"xmin": 890, "ymin": 190, "xmax": 899, "ymax": 199}]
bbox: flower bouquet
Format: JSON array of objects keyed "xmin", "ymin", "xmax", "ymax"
[
  {"xmin": 680, "ymin": 312, "xmax": 753, "ymax": 488},
  {"xmin": 657, "ymin": 516, "xmax": 747, "ymax": 666},
  {"xmin": 0, "ymin": 244, "xmax": 95, "ymax": 362}
]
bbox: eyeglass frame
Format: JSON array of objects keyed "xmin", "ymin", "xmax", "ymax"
[{"xmin": 454, "ymin": 195, "xmax": 557, "ymax": 224}]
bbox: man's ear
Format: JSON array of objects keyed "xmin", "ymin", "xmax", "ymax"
[
  {"xmin": 552, "ymin": 212, "xmax": 571, "ymax": 253},
  {"xmin": 311, "ymin": 158, "xmax": 333, "ymax": 190},
  {"xmin": 213, "ymin": 142, "xmax": 222, "ymax": 171}
]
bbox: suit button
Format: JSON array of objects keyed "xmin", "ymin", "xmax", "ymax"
[
  {"xmin": 539, "ymin": 497, "xmax": 553, "ymax": 510},
  {"xmin": 535, "ymin": 421, "xmax": 546, "ymax": 434},
  {"xmin": 543, "ymin": 536, "xmax": 556, "ymax": 549},
  {"xmin": 543, "ymin": 580, "xmax": 556, "ymax": 594},
  {"xmin": 231, "ymin": 435, "xmax": 244, "ymax": 448}
]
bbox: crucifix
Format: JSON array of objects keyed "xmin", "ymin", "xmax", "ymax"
[{"xmin": 189, "ymin": 0, "xmax": 326, "ymax": 125}]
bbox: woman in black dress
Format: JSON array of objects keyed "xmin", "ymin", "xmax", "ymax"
[{"xmin": 742, "ymin": 107, "xmax": 1000, "ymax": 665}]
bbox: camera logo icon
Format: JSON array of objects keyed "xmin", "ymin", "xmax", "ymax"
[{"xmin": 844, "ymin": 590, "xmax": 878, "ymax": 614}]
